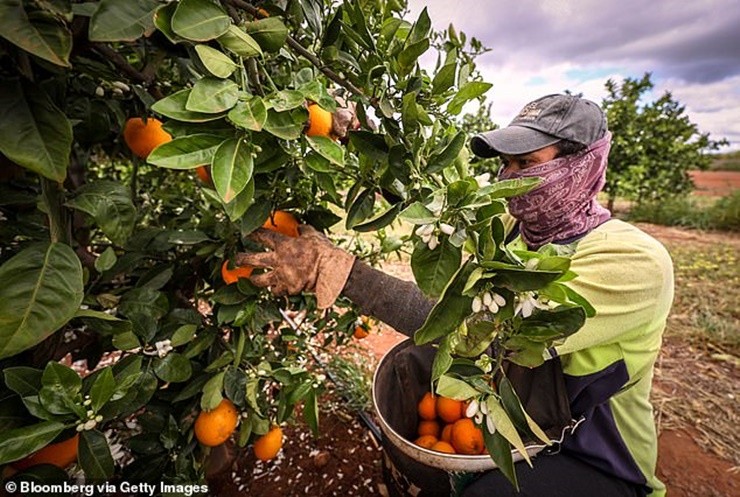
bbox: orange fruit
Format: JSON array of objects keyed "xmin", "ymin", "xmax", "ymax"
[
  {"xmin": 440, "ymin": 424, "xmax": 453, "ymax": 443},
  {"xmin": 262, "ymin": 210, "xmax": 300, "ymax": 238},
  {"xmin": 430, "ymin": 441, "xmax": 456, "ymax": 454},
  {"xmin": 253, "ymin": 425, "xmax": 283, "ymax": 461},
  {"xmin": 123, "ymin": 117, "xmax": 172, "ymax": 159},
  {"xmin": 196, "ymin": 166, "xmax": 212, "ymax": 184},
  {"xmin": 417, "ymin": 419, "xmax": 440, "ymax": 438},
  {"xmin": 221, "ymin": 260, "xmax": 253, "ymax": 285},
  {"xmin": 13, "ymin": 434, "xmax": 79, "ymax": 470},
  {"xmin": 417, "ymin": 392, "xmax": 436, "ymax": 421},
  {"xmin": 451, "ymin": 418, "xmax": 485, "ymax": 455},
  {"xmin": 436, "ymin": 396, "xmax": 464, "ymax": 424},
  {"xmin": 305, "ymin": 103, "xmax": 333, "ymax": 138},
  {"xmin": 353, "ymin": 325, "xmax": 369, "ymax": 339},
  {"xmin": 194, "ymin": 399, "xmax": 239, "ymax": 447},
  {"xmin": 414, "ymin": 435, "xmax": 438, "ymax": 449}
]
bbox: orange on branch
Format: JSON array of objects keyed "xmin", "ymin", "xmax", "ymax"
[
  {"xmin": 451, "ymin": 418, "xmax": 485, "ymax": 455},
  {"xmin": 417, "ymin": 392, "xmax": 436, "ymax": 421},
  {"xmin": 253, "ymin": 425, "xmax": 283, "ymax": 461},
  {"xmin": 221, "ymin": 260, "xmax": 253, "ymax": 285},
  {"xmin": 13, "ymin": 434, "xmax": 79, "ymax": 471},
  {"xmin": 123, "ymin": 117, "xmax": 172, "ymax": 159},
  {"xmin": 195, "ymin": 166, "xmax": 212, "ymax": 184},
  {"xmin": 305, "ymin": 103, "xmax": 333, "ymax": 138},
  {"xmin": 262, "ymin": 210, "xmax": 300, "ymax": 238},
  {"xmin": 194, "ymin": 399, "xmax": 239, "ymax": 447}
]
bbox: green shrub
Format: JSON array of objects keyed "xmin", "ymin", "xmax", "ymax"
[{"xmin": 627, "ymin": 191, "xmax": 740, "ymax": 231}]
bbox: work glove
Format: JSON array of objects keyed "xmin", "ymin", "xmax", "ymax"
[
  {"xmin": 235, "ymin": 225, "xmax": 355, "ymax": 309},
  {"xmin": 331, "ymin": 93, "xmax": 361, "ymax": 140}
]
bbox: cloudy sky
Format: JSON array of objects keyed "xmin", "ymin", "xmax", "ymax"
[{"xmin": 407, "ymin": 0, "xmax": 740, "ymax": 151}]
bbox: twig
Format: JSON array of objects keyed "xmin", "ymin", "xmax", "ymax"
[
  {"xmin": 225, "ymin": 0, "xmax": 367, "ymax": 100},
  {"xmin": 90, "ymin": 43, "xmax": 163, "ymax": 99}
]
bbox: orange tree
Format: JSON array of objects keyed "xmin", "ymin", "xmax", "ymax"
[{"xmin": 0, "ymin": 0, "xmax": 591, "ymax": 490}]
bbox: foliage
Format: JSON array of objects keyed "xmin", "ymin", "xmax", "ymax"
[
  {"xmin": 601, "ymin": 73, "xmax": 727, "ymax": 209},
  {"xmin": 627, "ymin": 191, "xmax": 740, "ymax": 232},
  {"xmin": 0, "ymin": 0, "xmax": 592, "ymax": 491},
  {"xmin": 709, "ymin": 151, "xmax": 740, "ymax": 172}
]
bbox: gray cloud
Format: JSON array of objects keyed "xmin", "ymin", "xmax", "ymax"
[{"xmin": 416, "ymin": 0, "xmax": 740, "ymax": 84}]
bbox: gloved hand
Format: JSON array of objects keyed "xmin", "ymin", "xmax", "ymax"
[
  {"xmin": 331, "ymin": 93, "xmax": 361, "ymax": 140},
  {"xmin": 235, "ymin": 225, "xmax": 355, "ymax": 309}
]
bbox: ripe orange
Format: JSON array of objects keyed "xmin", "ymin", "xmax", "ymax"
[
  {"xmin": 221, "ymin": 260, "xmax": 253, "ymax": 285},
  {"xmin": 417, "ymin": 392, "xmax": 436, "ymax": 421},
  {"xmin": 436, "ymin": 396, "xmax": 464, "ymax": 424},
  {"xmin": 13, "ymin": 434, "xmax": 79, "ymax": 470},
  {"xmin": 451, "ymin": 418, "xmax": 485, "ymax": 455},
  {"xmin": 353, "ymin": 317, "xmax": 371, "ymax": 339},
  {"xmin": 417, "ymin": 419, "xmax": 440, "ymax": 438},
  {"xmin": 123, "ymin": 117, "xmax": 172, "ymax": 159},
  {"xmin": 430, "ymin": 441, "xmax": 456, "ymax": 454},
  {"xmin": 194, "ymin": 399, "xmax": 239, "ymax": 447},
  {"xmin": 414, "ymin": 435, "xmax": 437, "ymax": 449},
  {"xmin": 440, "ymin": 424, "xmax": 453, "ymax": 443},
  {"xmin": 305, "ymin": 103, "xmax": 333, "ymax": 138},
  {"xmin": 196, "ymin": 166, "xmax": 212, "ymax": 184},
  {"xmin": 262, "ymin": 210, "xmax": 300, "ymax": 238},
  {"xmin": 253, "ymin": 425, "xmax": 283, "ymax": 461}
]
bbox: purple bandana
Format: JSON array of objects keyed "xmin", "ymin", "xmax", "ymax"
[{"xmin": 499, "ymin": 132, "xmax": 612, "ymax": 249}]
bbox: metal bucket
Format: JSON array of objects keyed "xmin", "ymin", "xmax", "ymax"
[{"xmin": 372, "ymin": 339, "xmax": 548, "ymax": 496}]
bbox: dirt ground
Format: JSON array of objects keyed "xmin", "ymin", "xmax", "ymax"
[
  {"xmin": 210, "ymin": 221, "xmax": 739, "ymax": 497},
  {"xmin": 689, "ymin": 170, "xmax": 740, "ymax": 196}
]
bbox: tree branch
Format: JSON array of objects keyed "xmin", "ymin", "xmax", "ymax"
[
  {"xmin": 90, "ymin": 43, "xmax": 164, "ymax": 99},
  {"xmin": 225, "ymin": 0, "xmax": 367, "ymax": 99}
]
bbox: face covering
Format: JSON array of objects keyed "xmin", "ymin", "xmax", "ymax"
[{"xmin": 498, "ymin": 132, "xmax": 612, "ymax": 249}]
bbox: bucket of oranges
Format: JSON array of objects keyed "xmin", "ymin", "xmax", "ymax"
[{"xmin": 372, "ymin": 339, "xmax": 550, "ymax": 496}]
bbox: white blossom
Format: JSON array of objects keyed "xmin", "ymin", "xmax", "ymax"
[
  {"xmin": 111, "ymin": 81, "xmax": 130, "ymax": 92},
  {"xmin": 439, "ymin": 223, "xmax": 455, "ymax": 236},
  {"xmin": 515, "ymin": 292, "xmax": 548, "ymax": 318},
  {"xmin": 465, "ymin": 399, "xmax": 479, "ymax": 418},
  {"xmin": 427, "ymin": 236, "xmax": 439, "ymax": 250},
  {"xmin": 472, "ymin": 296, "xmax": 483, "ymax": 313},
  {"xmin": 525, "ymin": 258, "xmax": 539, "ymax": 270},
  {"xmin": 474, "ymin": 411, "xmax": 484, "ymax": 425},
  {"xmin": 486, "ymin": 415, "xmax": 497, "ymax": 435},
  {"xmin": 95, "ymin": 86, "xmax": 105, "ymax": 97},
  {"xmin": 415, "ymin": 224, "xmax": 434, "ymax": 237},
  {"xmin": 474, "ymin": 173, "xmax": 491, "ymax": 188},
  {"xmin": 155, "ymin": 339, "xmax": 173, "ymax": 358}
]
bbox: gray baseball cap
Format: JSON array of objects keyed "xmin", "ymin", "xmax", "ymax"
[{"xmin": 470, "ymin": 94, "xmax": 607, "ymax": 157}]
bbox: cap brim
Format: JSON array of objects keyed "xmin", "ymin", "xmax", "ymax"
[{"xmin": 471, "ymin": 126, "xmax": 561, "ymax": 157}]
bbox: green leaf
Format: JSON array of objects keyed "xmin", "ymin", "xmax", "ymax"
[
  {"xmin": 0, "ymin": 1, "xmax": 71, "ymax": 66},
  {"xmin": 483, "ymin": 429, "xmax": 518, "ymax": 491},
  {"xmin": 89, "ymin": 0, "xmax": 158, "ymax": 42},
  {"xmin": 398, "ymin": 39, "xmax": 429, "ymax": 70},
  {"xmin": 406, "ymin": 7, "xmax": 431, "ymax": 46},
  {"xmin": 498, "ymin": 376, "xmax": 551, "ymax": 445},
  {"xmin": 211, "ymin": 138, "xmax": 254, "ymax": 203},
  {"xmin": 0, "ymin": 243, "xmax": 83, "ymax": 360},
  {"xmin": 269, "ymin": 89, "xmax": 306, "ymax": 112},
  {"xmin": 353, "ymin": 203, "xmax": 402, "ymax": 232},
  {"xmin": 427, "ymin": 132, "xmax": 466, "ymax": 173},
  {"xmin": 195, "ymin": 44, "xmax": 238, "ymax": 78},
  {"xmin": 151, "ymin": 89, "xmax": 227, "ymax": 123},
  {"xmin": 187, "ymin": 77, "xmax": 239, "ymax": 114},
  {"xmin": 95, "ymin": 247, "xmax": 117, "ymax": 273},
  {"xmin": 0, "ymin": 421, "xmax": 65, "ymax": 465},
  {"xmin": 0, "ymin": 78, "xmax": 72, "ymax": 182},
  {"xmin": 345, "ymin": 188, "xmax": 375, "ymax": 230},
  {"xmin": 478, "ymin": 177, "xmax": 541, "ymax": 199},
  {"xmin": 218, "ymin": 25, "xmax": 262, "ymax": 58},
  {"xmin": 447, "ymin": 81, "xmax": 493, "ymax": 115},
  {"xmin": 147, "ymin": 134, "xmax": 224, "ymax": 169},
  {"xmin": 517, "ymin": 306, "xmax": 586, "ymax": 341},
  {"xmin": 153, "ymin": 2, "xmax": 181, "ymax": 44},
  {"xmin": 79, "ymin": 430, "xmax": 115, "ymax": 480},
  {"xmin": 42, "ymin": 362, "xmax": 81, "ymax": 393},
  {"xmin": 411, "ymin": 240, "xmax": 462, "ymax": 299},
  {"xmin": 201, "ymin": 371, "xmax": 225, "ymax": 410},
  {"xmin": 223, "ymin": 178, "xmax": 255, "ymax": 221},
  {"xmin": 488, "ymin": 268, "xmax": 563, "ymax": 292},
  {"xmin": 170, "ymin": 324, "xmax": 197, "ymax": 347},
  {"xmin": 414, "ymin": 262, "xmax": 475, "ymax": 345},
  {"xmin": 66, "ymin": 181, "xmax": 136, "ymax": 246},
  {"xmin": 431, "ymin": 336, "xmax": 454, "ymax": 382},
  {"xmin": 432, "ymin": 63, "xmax": 456, "ymax": 95},
  {"xmin": 228, "ymin": 97, "xmax": 267, "ymax": 131},
  {"xmin": 4, "ymin": 367, "xmax": 43, "ymax": 397},
  {"xmin": 399, "ymin": 202, "xmax": 437, "ymax": 225},
  {"xmin": 306, "ymin": 136, "xmax": 344, "ymax": 166},
  {"xmin": 167, "ymin": 230, "xmax": 211, "ymax": 245},
  {"xmin": 435, "ymin": 374, "xmax": 478, "ymax": 400},
  {"xmin": 304, "ymin": 152, "xmax": 333, "ymax": 173},
  {"xmin": 303, "ymin": 388, "xmax": 319, "ymax": 437},
  {"xmin": 112, "ymin": 330, "xmax": 140, "ymax": 351},
  {"xmin": 90, "ymin": 367, "xmax": 115, "ymax": 412},
  {"xmin": 486, "ymin": 396, "xmax": 531, "ymax": 464},
  {"xmin": 264, "ymin": 109, "xmax": 305, "ymax": 140},
  {"xmin": 153, "ymin": 353, "xmax": 193, "ymax": 383},
  {"xmin": 171, "ymin": 0, "xmax": 230, "ymax": 41},
  {"xmin": 244, "ymin": 17, "xmax": 288, "ymax": 52},
  {"xmin": 348, "ymin": 131, "xmax": 389, "ymax": 161}
]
